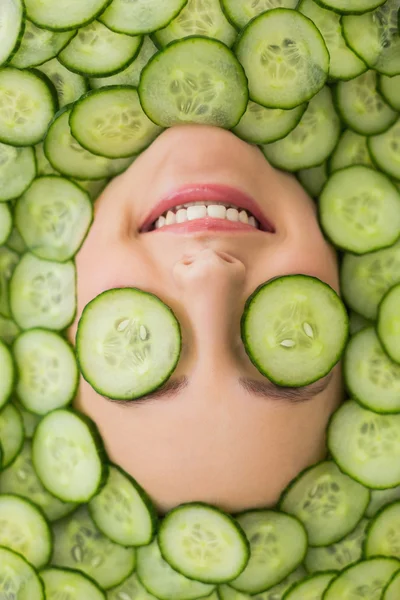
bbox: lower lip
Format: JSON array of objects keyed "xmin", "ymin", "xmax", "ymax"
[{"xmin": 151, "ymin": 217, "xmax": 261, "ymax": 234}]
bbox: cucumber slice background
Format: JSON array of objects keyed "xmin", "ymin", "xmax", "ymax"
[
  {"xmin": 323, "ymin": 558, "xmax": 400, "ymax": 600},
  {"xmin": 0, "ymin": 546, "xmax": 45, "ymax": 600},
  {"xmin": 378, "ymin": 283, "xmax": 400, "ymax": 365},
  {"xmin": 364, "ymin": 501, "xmax": 400, "ymax": 560},
  {"xmin": 0, "ymin": 203, "xmax": 12, "ymax": 245},
  {"xmin": 0, "ymin": 0, "xmax": 25, "ymax": 68},
  {"xmin": 99, "ymin": 0, "xmax": 188, "ymax": 35},
  {"xmin": 0, "ymin": 341, "xmax": 15, "ymax": 410},
  {"xmin": 0, "ymin": 144, "xmax": 37, "ymax": 202},
  {"xmin": 0, "ymin": 402, "xmax": 24, "ymax": 468},
  {"xmin": 221, "ymin": 0, "xmax": 299, "ymax": 30},
  {"xmin": 37, "ymin": 58, "xmax": 89, "ymax": 108},
  {"xmin": 24, "ymin": 0, "xmax": 113, "ymax": 32},
  {"xmin": 40, "ymin": 567, "xmax": 107, "ymax": 600}
]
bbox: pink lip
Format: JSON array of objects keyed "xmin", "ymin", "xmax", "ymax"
[{"xmin": 139, "ymin": 184, "xmax": 275, "ymax": 233}]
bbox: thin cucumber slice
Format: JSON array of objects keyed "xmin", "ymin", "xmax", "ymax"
[
  {"xmin": 315, "ymin": 0, "xmax": 385, "ymax": 13},
  {"xmin": 76, "ymin": 288, "xmax": 182, "ymax": 401},
  {"xmin": 328, "ymin": 399, "xmax": 400, "ymax": 489},
  {"xmin": 0, "ymin": 67, "xmax": 57, "ymax": 146},
  {"xmin": 139, "ymin": 37, "xmax": 248, "ymax": 128},
  {"xmin": 0, "ymin": 440, "xmax": 77, "ymax": 521},
  {"xmin": 44, "ymin": 106, "xmax": 135, "ymax": 180},
  {"xmin": 32, "ymin": 409, "xmax": 108, "ymax": 503},
  {"xmin": 0, "ymin": 494, "xmax": 52, "ymax": 568},
  {"xmin": 368, "ymin": 117, "xmax": 400, "ymax": 180},
  {"xmin": 262, "ymin": 86, "xmax": 341, "ymax": 171},
  {"xmin": 14, "ymin": 328, "xmax": 79, "ymax": 415},
  {"xmin": 58, "ymin": 21, "xmax": 142, "ymax": 77},
  {"xmin": 158, "ymin": 503, "xmax": 250, "ymax": 584},
  {"xmin": 378, "ymin": 74, "xmax": 400, "ymax": 111},
  {"xmin": 319, "ymin": 165, "xmax": 400, "ymax": 255},
  {"xmin": 345, "ymin": 327, "xmax": 400, "ymax": 414},
  {"xmin": 233, "ymin": 101, "xmax": 306, "ymax": 145},
  {"xmin": 0, "ymin": 0, "xmax": 25, "ymax": 67},
  {"xmin": 9, "ymin": 252, "xmax": 76, "ymax": 331},
  {"xmin": 383, "ymin": 571, "xmax": 400, "ymax": 600},
  {"xmin": 0, "ymin": 402, "xmax": 24, "ymax": 468},
  {"xmin": 341, "ymin": 241, "xmax": 400, "ymax": 320},
  {"xmin": 235, "ymin": 8, "xmax": 328, "ymax": 109},
  {"xmin": 365, "ymin": 501, "xmax": 400, "ymax": 560},
  {"xmin": 89, "ymin": 464, "xmax": 158, "ymax": 547},
  {"xmin": 0, "ymin": 546, "xmax": 44, "ymax": 600},
  {"xmin": 304, "ymin": 518, "xmax": 369, "ymax": 574},
  {"xmin": 0, "ymin": 143, "xmax": 37, "ymax": 201},
  {"xmin": 37, "ymin": 58, "xmax": 89, "ymax": 107},
  {"xmin": 99, "ymin": 0, "xmax": 188, "ymax": 35},
  {"xmin": 240, "ymin": 274, "xmax": 348, "ymax": 387},
  {"xmin": 282, "ymin": 571, "xmax": 336, "ymax": 599},
  {"xmin": 323, "ymin": 558, "xmax": 400, "ymax": 600},
  {"xmin": 52, "ymin": 505, "xmax": 136, "ymax": 590},
  {"xmin": 0, "ymin": 246, "xmax": 19, "ymax": 318},
  {"xmin": 280, "ymin": 461, "xmax": 370, "ymax": 547},
  {"xmin": 40, "ymin": 567, "xmax": 106, "ymax": 600},
  {"xmin": 107, "ymin": 572, "xmax": 159, "ymax": 600},
  {"xmin": 298, "ymin": 0, "xmax": 367, "ymax": 81},
  {"xmin": 136, "ymin": 538, "xmax": 215, "ymax": 600},
  {"xmin": 0, "ymin": 341, "xmax": 14, "ymax": 410},
  {"xmin": 0, "ymin": 315, "xmax": 20, "ymax": 345},
  {"xmin": 90, "ymin": 36, "xmax": 158, "ymax": 90},
  {"xmin": 342, "ymin": 0, "xmax": 400, "ymax": 76},
  {"xmin": 15, "ymin": 175, "xmax": 93, "ymax": 262},
  {"xmin": 329, "ymin": 130, "xmax": 374, "ymax": 173},
  {"xmin": 221, "ymin": 0, "xmax": 298, "ymax": 30},
  {"xmin": 6, "ymin": 226, "xmax": 27, "ymax": 254},
  {"xmin": 378, "ymin": 283, "xmax": 400, "ymax": 364},
  {"xmin": 335, "ymin": 70, "xmax": 397, "ymax": 136},
  {"xmin": 9, "ymin": 20, "xmax": 76, "ymax": 69},
  {"xmin": 152, "ymin": 0, "xmax": 237, "ymax": 49},
  {"xmin": 70, "ymin": 87, "xmax": 162, "ymax": 159},
  {"xmin": 366, "ymin": 486, "xmax": 400, "ymax": 518},
  {"xmin": 0, "ymin": 203, "xmax": 12, "ymax": 245},
  {"xmin": 297, "ymin": 163, "xmax": 328, "ymax": 198},
  {"xmin": 24, "ymin": 0, "xmax": 112, "ymax": 32},
  {"xmin": 229, "ymin": 511, "xmax": 307, "ymax": 594}
]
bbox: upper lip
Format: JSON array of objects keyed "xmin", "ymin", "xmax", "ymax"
[{"xmin": 139, "ymin": 184, "xmax": 275, "ymax": 233}]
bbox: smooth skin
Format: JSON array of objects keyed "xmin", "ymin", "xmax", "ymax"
[{"xmin": 69, "ymin": 125, "xmax": 343, "ymax": 515}]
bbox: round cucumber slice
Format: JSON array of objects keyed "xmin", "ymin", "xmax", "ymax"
[
  {"xmin": 0, "ymin": 246, "xmax": 19, "ymax": 318},
  {"xmin": 76, "ymin": 287, "xmax": 182, "ymax": 401},
  {"xmin": 233, "ymin": 100, "xmax": 306, "ymax": 145},
  {"xmin": 24, "ymin": 0, "xmax": 112, "ymax": 31},
  {"xmin": 40, "ymin": 567, "xmax": 106, "ymax": 600},
  {"xmin": 297, "ymin": 163, "xmax": 328, "ymax": 198},
  {"xmin": 365, "ymin": 501, "xmax": 400, "ymax": 560},
  {"xmin": 240, "ymin": 274, "xmax": 349, "ymax": 387},
  {"xmin": 367, "ymin": 486, "xmax": 400, "ymax": 518},
  {"xmin": 315, "ymin": 0, "xmax": 385, "ymax": 13},
  {"xmin": 107, "ymin": 572, "xmax": 159, "ymax": 600},
  {"xmin": 0, "ymin": 143, "xmax": 37, "ymax": 202},
  {"xmin": 0, "ymin": 340, "xmax": 14, "ymax": 410},
  {"xmin": 0, "ymin": 202, "xmax": 12, "ymax": 245},
  {"xmin": 99, "ymin": 0, "xmax": 188, "ymax": 35},
  {"xmin": 0, "ymin": 402, "xmax": 24, "ymax": 468},
  {"xmin": 383, "ymin": 571, "xmax": 400, "ymax": 600},
  {"xmin": 283, "ymin": 571, "xmax": 336, "ymax": 600},
  {"xmin": 36, "ymin": 57, "xmax": 89, "ymax": 108},
  {"xmin": 378, "ymin": 74, "xmax": 400, "ymax": 111},
  {"xmin": 378, "ymin": 283, "xmax": 400, "ymax": 365},
  {"xmin": 368, "ymin": 117, "xmax": 400, "ymax": 181},
  {"xmin": 221, "ymin": 0, "xmax": 298, "ymax": 30},
  {"xmin": 0, "ymin": 0, "xmax": 25, "ymax": 68},
  {"xmin": 329, "ymin": 130, "xmax": 374, "ymax": 173},
  {"xmin": 323, "ymin": 558, "xmax": 400, "ymax": 600},
  {"xmin": 0, "ymin": 546, "xmax": 44, "ymax": 600},
  {"xmin": 0, "ymin": 315, "xmax": 20, "ymax": 346}
]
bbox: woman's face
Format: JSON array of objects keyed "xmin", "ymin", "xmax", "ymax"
[{"xmin": 69, "ymin": 125, "xmax": 343, "ymax": 515}]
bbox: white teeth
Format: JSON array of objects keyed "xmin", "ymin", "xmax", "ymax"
[
  {"xmin": 187, "ymin": 205, "xmax": 207, "ymax": 220},
  {"xmin": 239, "ymin": 210, "xmax": 248, "ymax": 224},
  {"xmin": 176, "ymin": 209, "xmax": 188, "ymax": 223},
  {"xmin": 166, "ymin": 210, "xmax": 176, "ymax": 225},
  {"xmin": 155, "ymin": 215, "xmax": 166, "ymax": 229},
  {"xmin": 152, "ymin": 202, "xmax": 260, "ymax": 230},
  {"xmin": 226, "ymin": 208, "xmax": 239, "ymax": 222},
  {"xmin": 207, "ymin": 205, "xmax": 227, "ymax": 219},
  {"xmin": 248, "ymin": 216, "xmax": 257, "ymax": 227}
]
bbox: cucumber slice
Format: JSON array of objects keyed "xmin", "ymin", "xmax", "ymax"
[
  {"xmin": 328, "ymin": 400, "xmax": 400, "ymax": 489},
  {"xmin": 368, "ymin": 117, "xmax": 400, "ymax": 181},
  {"xmin": 0, "ymin": 440, "xmax": 78, "ymax": 521},
  {"xmin": 365, "ymin": 501, "xmax": 400, "ymax": 560},
  {"xmin": 0, "ymin": 402, "xmax": 24, "ymax": 468},
  {"xmin": 107, "ymin": 572, "xmax": 159, "ymax": 600},
  {"xmin": 366, "ymin": 485, "xmax": 400, "ymax": 518},
  {"xmin": 0, "ymin": 143, "xmax": 37, "ymax": 201},
  {"xmin": 24, "ymin": 0, "xmax": 112, "ymax": 32},
  {"xmin": 70, "ymin": 87, "xmax": 162, "ymax": 159},
  {"xmin": 0, "ymin": 315, "xmax": 20, "ymax": 345},
  {"xmin": 319, "ymin": 165, "xmax": 400, "ymax": 255},
  {"xmin": 12, "ymin": 399, "xmax": 41, "ymax": 438},
  {"xmin": 74, "ymin": 178, "xmax": 108, "ymax": 201},
  {"xmin": 0, "ymin": 341, "xmax": 14, "ymax": 410},
  {"xmin": 304, "ymin": 518, "xmax": 369, "ymax": 573},
  {"xmin": 297, "ymin": 162, "xmax": 328, "ymax": 198},
  {"xmin": 341, "ymin": 241, "xmax": 400, "ymax": 320},
  {"xmin": 32, "ymin": 409, "xmax": 108, "ymax": 503},
  {"xmin": 76, "ymin": 287, "xmax": 182, "ymax": 401},
  {"xmin": 229, "ymin": 511, "xmax": 307, "ymax": 594},
  {"xmin": 221, "ymin": 0, "xmax": 298, "ymax": 30},
  {"xmin": 315, "ymin": 0, "xmax": 385, "ymax": 13},
  {"xmin": 280, "ymin": 461, "xmax": 370, "ymax": 547},
  {"xmin": 158, "ymin": 503, "xmax": 250, "ymax": 584},
  {"xmin": 298, "ymin": 0, "xmax": 367, "ymax": 80},
  {"xmin": 240, "ymin": 274, "xmax": 348, "ymax": 387},
  {"xmin": 329, "ymin": 130, "xmax": 374, "ymax": 174},
  {"xmin": 99, "ymin": 0, "xmax": 188, "ymax": 35},
  {"xmin": 44, "ymin": 106, "xmax": 135, "ymax": 180},
  {"xmin": 383, "ymin": 571, "xmax": 400, "ymax": 600},
  {"xmin": 342, "ymin": 0, "xmax": 400, "ymax": 76},
  {"xmin": 0, "ymin": 0, "xmax": 25, "ymax": 67},
  {"xmin": 37, "ymin": 58, "xmax": 89, "ymax": 108},
  {"xmin": 52, "ymin": 505, "xmax": 136, "ymax": 590},
  {"xmin": 345, "ymin": 327, "xmax": 400, "ymax": 414},
  {"xmin": 323, "ymin": 558, "xmax": 400, "ymax": 600},
  {"xmin": 15, "ymin": 176, "xmax": 93, "ymax": 262},
  {"xmin": 0, "ymin": 493, "xmax": 52, "ymax": 568},
  {"xmin": 136, "ymin": 538, "xmax": 216, "ymax": 600},
  {"xmin": 59, "ymin": 21, "xmax": 142, "ymax": 77},
  {"xmin": 0, "ymin": 546, "xmax": 44, "ymax": 600},
  {"xmin": 378, "ymin": 74, "xmax": 400, "ymax": 111},
  {"xmin": 139, "ymin": 37, "xmax": 248, "ymax": 129},
  {"xmin": 0, "ymin": 67, "xmax": 57, "ymax": 146},
  {"xmin": 40, "ymin": 567, "xmax": 106, "ymax": 600},
  {"xmin": 152, "ymin": 0, "xmax": 237, "ymax": 49},
  {"xmin": 283, "ymin": 571, "xmax": 336, "ymax": 599},
  {"xmin": 89, "ymin": 464, "xmax": 158, "ymax": 547},
  {"xmin": 235, "ymin": 8, "xmax": 328, "ymax": 109},
  {"xmin": 9, "ymin": 252, "xmax": 76, "ymax": 331},
  {"xmin": 378, "ymin": 283, "xmax": 400, "ymax": 364},
  {"xmin": 233, "ymin": 101, "xmax": 306, "ymax": 145},
  {"xmin": 0, "ymin": 202, "xmax": 12, "ymax": 245},
  {"xmin": 219, "ymin": 567, "xmax": 307, "ymax": 600},
  {"xmin": 262, "ymin": 86, "xmax": 341, "ymax": 171},
  {"xmin": 35, "ymin": 142, "xmax": 58, "ymax": 176},
  {"xmin": 0, "ymin": 246, "xmax": 19, "ymax": 318},
  {"xmin": 335, "ymin": 70, "xmax": 397, "ymax": 136},
  {"xmin": 6, "ymin": 226, "xmax": 27, "ymax": 254}
]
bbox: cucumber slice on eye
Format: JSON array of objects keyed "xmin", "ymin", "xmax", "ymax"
[
  {"xmin": 76, "ymin": 288, "xmax": 182, "ymax": 401},
  {"xmin": 329, "ymin": 130, "xmax": 374, "ymax": 174},
  {"xmin": 279, "ymin": 461, "xmax": 370, "ymax": 547},
  {"xmin": 323, "ymin": 558, "xmax": 400, "ymax": 600},
  {"xmin": 240, "ymin": 274, "xmax": 348, "ymax": 387},
  {"xmin": 139, "ymin": 37, "xmax": 248, "ymax": 129},
  {"xmin": 0, "ymin": 143, "xmax": 37, "ymax": 202},
  {"xmin": 0, "ymin": 0, "xmax": 25, "ymax": 68},
  {"xmin": 235, "ymin": 8, "xmax": 329, "ymax": 110},
  {"xmin": 283, "ymin": 571, "xmax": 336, "ymax": 600},
  {"xmin": 24, "ymin": 0, "xmax": 112, "ymax": 32},
  {"xmin": 0, "ymin": 402, "xmax": 24, "ymax": 468},
  {"xmin": 0, "ymin": 341, "xmax": 15, "ymax": 410},
  {"xmin": 98, "ymin": 0, "xmax": 188, "ymax": 35},
  {"xmin": 0, "ymin": 246, "xmax": 19, "ymax": 319},
  {"xmin": 37, "ymin": 58, "xmax": 89, "ymax": 108},
  {"xmin": 40, "ymin": 567, "xmax": 106, "ymax": 600},
  {"xmin": 383, "ymin": 570, "xmax": 400, "ymax": 600},
  {"xmin": 220, "ymin": 0, "xmax": 298, "ymax": 30},
  {"xmin": 368, "ymin": 117, "xmax": 400, "ymax": 181},
  {"xmin": 0, "ymin": 203, "xmax": 12, "ymax": 246},
  {"xmin": 365, "ymin": 501, "xmax": 400, "ymax": 560},
  {"xmin": 0, "ymin": 546, "xmax": 44, "ymax": 600},
  {"xmin": 378, "ymin": 283, "xmax": 400, "ymax": 365}
]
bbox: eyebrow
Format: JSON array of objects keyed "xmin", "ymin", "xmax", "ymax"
[{"xmin": 103, "ymin": 371, "xmax": 333, "ymax": 407}]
